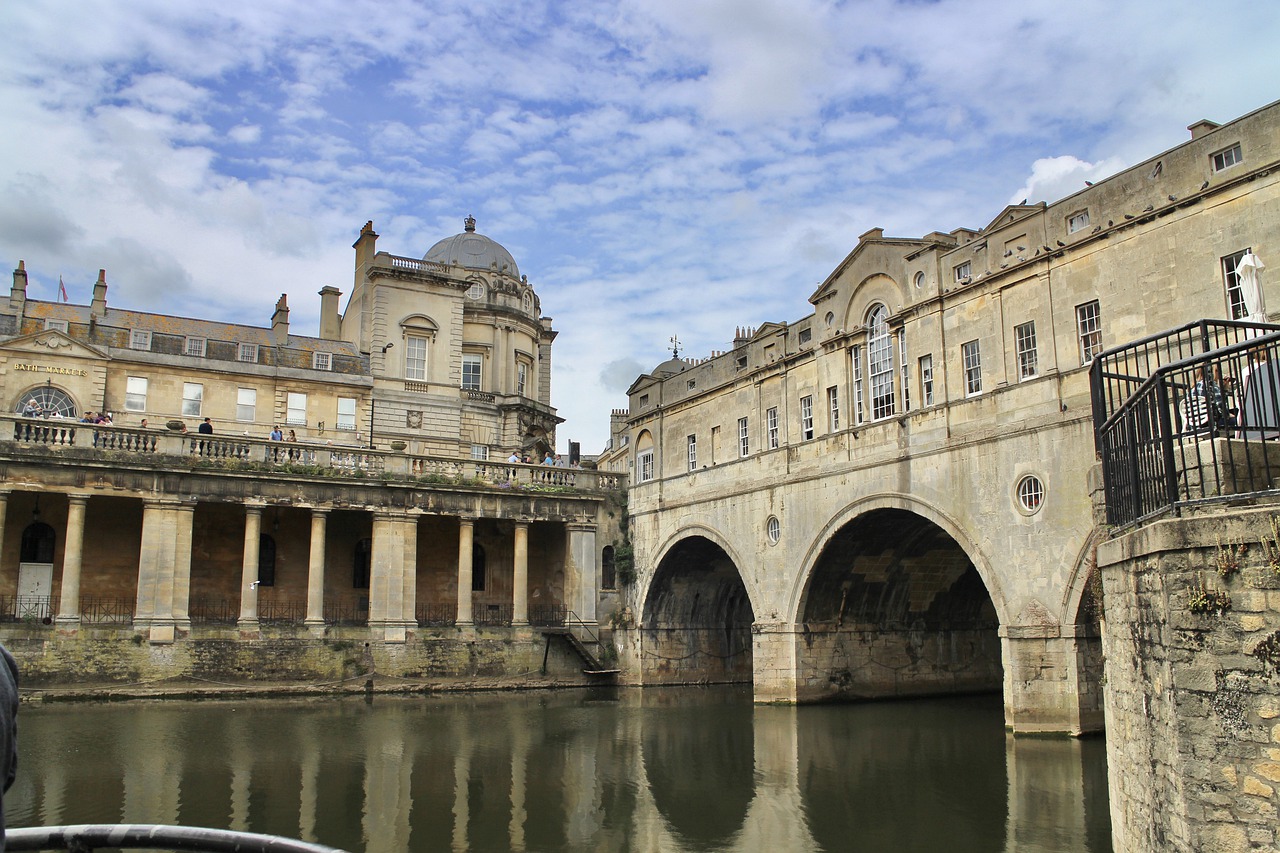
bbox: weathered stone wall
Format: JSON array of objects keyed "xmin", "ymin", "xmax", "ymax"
[{"xmin": 1099, "ymin": 506, "xmax": 1280, "ymax": 853}]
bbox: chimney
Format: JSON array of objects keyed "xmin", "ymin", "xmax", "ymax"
[
  {"xmin": 10, "ymin": 260, "xmax": 27, "ymax": 317},
  {"xmin": 1187, "ymin": 119, "xmax": 1220, "ymax": 140},
  {"xmin": 353, "ymin": 220, "xmax": 378, "ymax": 274},
  {"xmin": 90, "ymin": 269, "xmax": 108, "ymax": 319},
  {"xmin": 271, "ymin": 294, "xmax": 289, "ymax": 345},
  {"xmin": 318, "ymin": 286, "xmax": 342, "ymax": 340}
]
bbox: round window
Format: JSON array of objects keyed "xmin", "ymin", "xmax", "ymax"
[
  {"xmin": 766, "ymin": 516, "xmax": 780, "ymax": 545},
  {"xmin": 914, "ymin": 271, "xmax": 925, "ymax": 289},
  {"xmin": 16, "ymin": 386, "xmax": 77, "ymax": 419},
  {"xmin": 1016, "ymin": 475, "xmax": 1045, "ymax": 514},
  {"xmin": 466, "ymin": 282, "xmax": 484, "ymax": 301},
  {"xmin": 825, "ymin": 311, "xmax": 835, "ymax": 328}
]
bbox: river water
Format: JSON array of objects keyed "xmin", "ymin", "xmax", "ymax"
[{"xmin": 9, "ymin": 687, "xmax": 1111, "ymax": 852}]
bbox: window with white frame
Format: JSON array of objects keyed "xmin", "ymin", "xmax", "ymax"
[
  {"xmin": 130, "ymin": 329, "xmax": 152, "ymax": 351},
  {"xmin": 899, "ymin": 329, "xmax": 910, "ymax": 412},
  {"xmin": 462, "ymin": 353, "xmax": 482, "ymax": 390},
  {"xmin": 466, "ymin": 282, "xmax": 485, "ymax": 301},
  {"xmin": 962, "ymin": 340, "xmax": 982, "ymax": 396},
  {"xmin": 471, "ymin": 445, "xmax": 489, "ymax": 460},
  {"xmin": 827, "ymin": 386, "xmax": 840, "ymax": 431},
  {"xmin": 798, "ymin": 328, "xmax": 812, "ymax": 346},
  {"xmin": 852, "ymin": 344, "xmax": 865, "ymax": 425},
  {"xmin": 637, "ymin": 449, "xmax": 654, "ymax": 482},
  {"xmin": 1067, "ymin": 210, "xmax": 1090, "ymax": 233},
  {"xmin": 738, "ymin": 417, "xmax": 749, "ymax": 457},
  {"xmin": 1223, "ymin": 249, "xmax": 1251, "ymax": 320},
  {"xmin": 1015, "ymin": 321, "xmax": 1038, "ymax": 379},
  {"xmin": 867, "ymin": 305, "xmax": 895, "ymax": 420},
  {"xmin": 238, "ymin": 343, "xmax": 259, "ymax": 363},
  {"xmin": 954, "ymin": 261, "xmax": 971, "ymax": 281},
  {"xmin": 766, "ymin": 407, "xmax": 779, "ymax": 449},
  {"xmin": 337, "ymin": 397, "xmax": 357, "ymax": 430},
  {"xmin": 185, "ymin": 337, "xmax": 206, "ymax": 357},
  {"xmin": 919, "ymin": 355, "xmax": 934, "ymax": 407},
  {"xmin": 181, "ymin": 383, "xmax": 203, "ymax": 417},
  {"xmin": 405, "ymin": 335, "xmax": 427, "ymax": 380},
  {"xmin": 312, "ymin": 351, "xmax": 332, "ymax": 371},
  {"xmin": 286, "ymin": 392, "xmax": 307, "ymax": 426},
  {"xmin": 516, "ymin": 361, "xmax": 528, "ymax": 396},
  {"xmin": 125, "ymin": 376, "xmax": 147, "ymax": 412},
  {"xmin": 1077, "ymin": 300, "xmax": 1103, "ymax": 364},
  {"xmin": 687, "ymin": 434, "xmax": 698, "ymax": 471},
  {"xmin": 43, "ymin": 319, "xmax": 68, "ymax": 333},
  {"xmin": 236, "ymin": 387, "xmax": 256, "ymax": 422},
  {"xmin": 800, "ymin": 395, "xmax": 814, "ymax": 440},
  {"xmin": 1211, "ymin": 143, "xmax": 1242, "ymax": 173}
]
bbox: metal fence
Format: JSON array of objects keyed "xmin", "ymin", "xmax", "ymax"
[{"xmin": 1094, "ymin": 324, "xmax": 1280, "ymax": 526}]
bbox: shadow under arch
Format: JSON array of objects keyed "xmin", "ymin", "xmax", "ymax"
[
  {"xmin": 640, "ymin": 532, "xmax": 755, "ymax": 686},
  {"xmin": 1056, "ymin": 527, "xmax": 1108, "ymax": 734},
  {"xmin": 792, "ymin": 503, "xmax": 1003, "ymax": 703}
]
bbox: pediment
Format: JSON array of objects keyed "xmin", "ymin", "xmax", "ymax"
[
  {"xmin": 0, "ymin": 330, "xmax": 109, "ymax": 361},
  {"xmin": 980, "ymin": 203, "xmax": 1045, "ymax": 235}
]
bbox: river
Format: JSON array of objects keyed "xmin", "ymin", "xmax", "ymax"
[{"xmin": 8, "ymin": 687, "xmax": 1111, "ymax": 852}]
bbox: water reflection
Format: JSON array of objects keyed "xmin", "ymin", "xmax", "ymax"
[{"xmin": 9, "ymin": 689, "xmax": 1109, "ymax": 852}]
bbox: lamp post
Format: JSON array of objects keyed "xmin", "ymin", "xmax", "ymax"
[{"xmin": 370, "ymin": 342, "xmax": 393, "ymax": 450}]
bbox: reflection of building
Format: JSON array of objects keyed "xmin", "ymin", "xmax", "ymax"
[
  {"xmin": 0, "ymin": 218, "xmax": 623, "ymax": 681},
  {"xmin": 610, "ymin": 100, "xmax": 1280, "ymax": 733}
]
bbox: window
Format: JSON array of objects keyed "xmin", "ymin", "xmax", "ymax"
[
  {"xmin": 638, "ymin": 449, "xmax": 654, "ymax": 482},
  {"xmin": 471, "ymin": 445, "xmax": 489, "ymax": 460},
  {"xmin": 899, "ymin": 329, "xmax": 910, "ymax": 412},
  {"xmin": 1077, "ymin": 300, "xmax": 1103, "ymax": 364},
  {"xmin": 687, "ymin": 434, "xmax": 698, "ymax": 471},
  {"xmin": 601, "ymin": 545, "xmax": 616, "ymax": 590},
  {"xmin": 43, "ymin": 319, "xmax": 68, "ymax": 333},
  {"xmin": 353, "ymin": 538, "xmax": 371, "ymax": 589},
  {"xmin": 638, "ymin": 394, "xmax": 649, "ymax": 408},
  {"xmin": 236, "ymin": 387, "xmax": 256, "ymax": 422},
  {"xmin": 954, "ymin": 261, "xmax": 971, "ymax": 281},
  {"xmin": 1212, "ymin": 143, "xmax": 1242, "ymax": 173},
  {"xmin": 20, "ymin": 522, "xmax": 56, "ymax": 564},
  {"xmin": 735, "ymin": 354, "xmax": 748, "ymax": 371},
  {"xmin": 466, "ymin": 282, "xmax": 484, "ymax": 301},
  {"xmin": 462, "ymin": 354, "xmax": 482, "ymax": 390},
  {"xmin": 738, "ymin": 417, "xmax": 749, "ymax": 457},
  {"xmin": 130, "ymin": 329, "xmax": 152, "ymax": 351},
  {"xmin": 1015, "ymin": 321, "xmax": 1038, "ymax": 379},
  {"xmin": 766, "ymin": 516, "xmax": 780, "ymax": 545},
  {"xmin": 827, "ymin": 386, "xmax": 840, "ymax": 431},
  {"xmin": 914, "ymin": 271, "xmax": 925, "ymax": 289},
  {"xmin": 238, "ymin": 343, "xmax": 259, "ymax": 363},
  {"xmin": 1017, "ymin": 475, "xmax": 1045, "ymax": 513},
  {"xmin": 1223, "ymin": 249, "xmax": 1251, "ymax": 320},
  {"xmin": 868, "ymin": 305, "xmax": 895, "ymax": 420},
  {"xmin": 962, "ymin": 340, "xmax": 982, "ymax": 396},
  {"xmin": 185, "ymin": 337, "xmax": 206, "ymax": 357},
  {"xmin": 766, "ymin": 407, "xmax": 779, "ymax": 449},
  {"xmin": 852, "ymin": 344, "xmax": 864, "ymax": 425},
  {"xmin": 919, "ymin": 355, "xmax": 934, "ymax": 407},
  {"xmin": 125, "ymin": 376, "xmax": 147, "ymax": 412},
  {"xmin": 800, "ymin": 395, "xmax": 814, "ymax": 440},
  {"xmin": 824, "ymin": 312, "xmax": 835, "ymax": 328},
  {"xmin": 1067, "ymin": 210, "xmax": 1090, "ymax": 233},
  {"xmin": 405, "ymin": 335, "xmax": 427, "ymax": 380},
  {"xmin": 516, "ymin": 361, "xmax": 528, "ymax": 396},
  {"xmin": 286, "ymin": 392, "xmax": 307, "ymax": 426},
  {"xmin": 522, "ymin": 292, "xmax": 533, "ymax": 313},
  {"xmin": 337, "ymin": 397, "xmax": 357, "ymax": 430},
  {"xmin": 312, "ymin": 352, "xmax": 332, "ymax": 371},
  {"xmin": 182, "ymin": 383, "xmax": 203, "ymax": 417},
  {"xmin": 686, "ymin": 378, "xmax": 696, "ymax": 391},
  {"xmin": 471, "ymin": 544, "xmax": 486, "ymax": 591},
  {"xmin": 798, "ymin": 328, "xmax": 812, "ymax": 345},
  {"xmin": 258, "ymin": 535, "xmax": 276, "ymax": 587}
]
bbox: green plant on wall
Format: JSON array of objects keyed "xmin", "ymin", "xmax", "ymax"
[
  {"xmin": 613, "ymin": 540, "xmax": 636, "ymax": 586},
  {"xmin": 1214, "ymin": 534, "xmax": 1245, "ymax": 578},
  {"xmin": 1187, "ymin": 577, "xmax": 1232, "ymax": 615},
  {"xmin": 1261, "ymin": 515, "xmax": 1280, "ymax": 579}
]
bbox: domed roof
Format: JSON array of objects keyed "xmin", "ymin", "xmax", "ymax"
[{"xmin": 423, "ymin": 216, "xmax": 520, "ymax": 279}]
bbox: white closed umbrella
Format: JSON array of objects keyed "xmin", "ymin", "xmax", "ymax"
[{"xmin": 1239, "ymin": 250, "xmax": 1267, "ymax": 323}]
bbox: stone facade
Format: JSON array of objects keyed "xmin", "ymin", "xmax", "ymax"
[
  {"xmin": 1099, "ymin": 506, "xmax": 1280, "ymax": 853},
  {"xmin": 608, "ymin": 99, "xmax": 1280, "ymax": 733}
]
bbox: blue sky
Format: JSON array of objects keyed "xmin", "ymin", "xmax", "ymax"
[{"xmin": 1, "ymin": 0, "xmax": 1277, "ymax": 453}]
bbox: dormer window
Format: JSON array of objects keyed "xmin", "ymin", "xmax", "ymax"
[
  {"xmin": 238, "ymin": 343, "xmax": 259, "ymax": 363},
  {"xmin": 954, "ymin": 261, "xmax": 972, "ymax": 281},
  {"xmin": 1212, "ymin": 143, "xmax": 1243, "ymax": 173},
  {"xmin": 130, "ymin": 329, "xmax": 152, "ymax": 350},
  {"xmin": 1067, "ymin": 210, "xmax": 1090, "ymax": 233},
  {"xmin": 312, "ymin": 352, "xmax": 332, "ymax": 371},
  {"xmin": 185, "ymin": 337, "xmax": 206, "ymax": 357},
  {"xmin": 43, "ymin": 319, "xmax": 68, "ymax": 333}
]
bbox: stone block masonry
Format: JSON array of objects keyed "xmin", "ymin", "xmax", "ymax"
[{"xmin": 1099, "ymin": 506, "xmax": 1280, "ymax": 853}]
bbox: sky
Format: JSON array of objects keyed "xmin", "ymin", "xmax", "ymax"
[{"xmin": 1, "ymin": 1, "xmax": 1277, "ymax": 454}]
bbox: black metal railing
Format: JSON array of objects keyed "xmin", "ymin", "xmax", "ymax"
[
  {"xmin": 1095, "ymin": 324, "xmax": 1280, "ymax": 526},
  {"xmin": 189, "ymin": 598, "xmax": 238, "ymax": 624},
  {"xmin": 415, "ymin": 603, "xmax": 455, "ymax": 627},
  {"xmin": 323, "ymin": 597, "xmax": 369, "ymax": 626},
  {"xmin": 80, "ymin": 596, "xmax": 134, "ymax": 624},
  {"xmin": 473, "ymin": 604, "xmax": 513, "ymax": 626},
  {"xmin": 0, "ymin": 595, "xmax": 52, "ymax": 622},
  {"xmin": 7, "ymin": 823, "xmax": 349, "ymax": 852},
  {"xmin": 258, "ymin": 597, "xmax": 306, "ymax": 623},
  {"xmin": 529, "ymin": 604, "xmax": 566, "ymax": 626}
]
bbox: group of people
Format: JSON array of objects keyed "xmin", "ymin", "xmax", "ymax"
[
  {"xmin": 506, "ymin": 450, "xmax": 575, "ymax": 467},
  {"xmin": 80, "ymin": 411, "xmax": 113, "ymax": 424},
  {"xmin": 268, "ymin": 426, "xmax": 298, "ymax": 442}
]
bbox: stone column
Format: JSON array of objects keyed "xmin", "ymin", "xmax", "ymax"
[
  {"xmin": 305, "ymin": 508, "xmax": 329, "ymax": 629},
  {"xmin": 512, "ymin": 521, "xmax": 529, "ymax": 626},
  {"xmin": 0, "ymin": 491, "xmax": 8, "ymax": 569},
  {"xmin": 564, "ymin": 522, "xmax": 598, "ymax": 624},
  {"xmin": 238, "ymin": 504, "xmax": 263, "ymax": 630},
  {"xmin": 55, "ymin": 495, "xmax": 88, "ymax": 627},
  {"xmin": 401, "ymin": 512, "xmax": 418, "ymax": 628},
  {"xmin": 751, "ymin": 621, "xmax": 799, "ymax": 703},
  {"xmin": 456, "ymin": 518, "xmax": 474, "ymax": 625},
  {"xmin": 172, "ymin": 503, "xmax": 194, "ymax": 632},
  {"xmin": 135, "ymin": 498, "xmax": 181, "ymax": 643}
]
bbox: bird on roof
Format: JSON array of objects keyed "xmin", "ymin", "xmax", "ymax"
[
  {"xmin": 1017, "ymin": 245, "xmax": 1026, "ymax": 251},
  {"xmin": 1004, "ymin": 250, "xmax": 1012, "ymax": 257},
  {"xmin": 1020, "ymin": 199, "xmax": 1028, "ymax": 205},
  {"xmin": 1200, "ymin": 179, "xmax": 1210, "ymax": 190},
  {"xmin": 1142, "ymin": 204, "xmax": 1154, "ymax": 212},
  {"xmin": 1085, "ymin": 181, "xmax": 1094, "ymax": 187},
  {"xmin": 1057, "ymin": 240, "xmax": 1066, "ymax": 247},
  {"xmin": 1091, "ymin": 225, "xmax": 1102, "ymax": 233},
  {"xmin": 1108, "ymin": 220, "xmax": 1114, "ymax": 227},
  {"xmin": 1167, "ymin": 194, "xmax": 1177, "ymax": 202},
  {"xmin": 1124, "ymin": 213, "xmax": 1135, "ymax": 220}
]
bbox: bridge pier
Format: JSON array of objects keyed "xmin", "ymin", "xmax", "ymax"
[{"xmin": 1002, "ymin": 627, "xmax": 1105, "ymax": 735}]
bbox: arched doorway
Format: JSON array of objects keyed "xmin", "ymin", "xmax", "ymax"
[
  {"xmin": 17, "ymin": 518, "xmax": 57, "ymax": 620},
  {"xmin": 15, "ymin": 385, "xmax": 78, "ymax": 419},
  {"xmin": 641, "ymin": 535, "xmax": 753, "ymax": 685},
  {"xmin": 796, "ymin": 508, "xmax": 1001, "ymax": 702}
]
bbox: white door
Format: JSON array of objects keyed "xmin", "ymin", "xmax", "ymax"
[{"xmin": 17, "ymin": 562, "xmax": 53, "ymax": 619}]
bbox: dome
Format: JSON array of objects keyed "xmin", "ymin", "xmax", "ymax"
[
  {"xmin": 423, "ymin": 216, "xmax": 520, "ymax": 279},
  {"xmin": 653, "ymin": 358, "xmax": 688, "ymax": 377}
]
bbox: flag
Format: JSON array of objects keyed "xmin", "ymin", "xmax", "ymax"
[{"xmin": 58, "ymin": 276, "xmax": 68, "ymax": 303}]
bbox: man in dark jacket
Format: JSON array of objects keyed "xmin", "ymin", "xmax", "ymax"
[{"xmin": 0, "ymin": 645, "xmax": 16, "ymax": 851}]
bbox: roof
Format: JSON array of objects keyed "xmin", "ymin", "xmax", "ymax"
[{"xmin": 423, "ymin": 216, "xmax": 520, "ymax": 279}]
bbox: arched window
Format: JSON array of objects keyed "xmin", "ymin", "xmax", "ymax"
[
  {"xmin": 601, "ymin": 545, "xmax": 616, "ymax": 590},
  {"xmin": 353, "ymin": 538, "xmax": 371, "ymax": 589},
  {"xmin": 472, "ymin": 543, "xmax": 487, "ymax": 592},
  {"xmin": 866, "ymin": 304, "xmax": 895, "ymax": 420},
  {"xmin": 20, "ymin": 522, "xmax": 56, "ymax": 563},
  {"xmin": 15, "ymin": 386, "xmax": 77, "ymax": 419},
  {"xmin": 258, "ymin": 534, "xmax": 276, "ymax": 587}
]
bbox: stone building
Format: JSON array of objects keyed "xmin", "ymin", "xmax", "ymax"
[
  {"xmin": 0, "ymin": 218, "xmax": 623, "ymax": 684},
  {"xmin": 607, "ymin": 99, "xmax": 1280, "ymax": 734}
]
